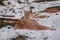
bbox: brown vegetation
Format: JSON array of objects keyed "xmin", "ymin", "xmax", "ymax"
[
  {"xmin": 12, "ymin": 35, "xmax": 26, "ymax": 40},
  {"xmin": 35, "ymin": 15, "xmax": 46, "ymax": 18},
  {"xmin": 0, "ymin": 0, "xmax": 5, "ymax": 6},
  {"xmin": 40, "ymin": 6, "xmax": 60, "ymax": 13},
  {"xmin": 33, "ymin": 0, "xmax": 57, "ymax": 3},
  {"xmin": 14, "ymin": 11, "xmax": 56, "ymax": 30}
]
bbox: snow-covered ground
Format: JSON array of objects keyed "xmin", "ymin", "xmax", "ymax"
[
  {"xmin": 0, "ymin": 25, "xmax": 54, "ymax": 40},
  {"xmin": 0, "ymin": 0, "xmax": 60, "ymax": 19},
  {"xmin": 0, "ymin": 0, "xmax": 60, "ymax": 40},
  {"xmin": 0, "ymin": 12, "xmax": 60, "ymax": 40}
]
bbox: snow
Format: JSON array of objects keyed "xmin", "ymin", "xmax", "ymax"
[
  {"xmin": 31, "ymin": 1, "xmax": 60, "ymax": 12},
  {"xmin": 0, "ymin": 25, "xmax": 17, "ymax": 40},
  {"xmin": 0, "ymin": 25, "xmax": 54, "ymax": 40},
  {"xmin": 0, "ymin": 13, "xmax": 60, "ymax": 40},
  {"xmin": 16, "ymin": 29, "xmax": 54, "ymax": 40},
  {"xmin": 0, "ymin": 14, "xmax": 60, "ymax": 40},
  {"xmin": 0, "ymin": 0, "xmax": 60, "ymax": 40}
]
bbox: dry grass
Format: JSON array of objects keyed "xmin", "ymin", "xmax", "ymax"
[
  {"xmin": 40, "ymin": 6, "xmax": 60, "ymax": 13},
  {"xmin": 12, "ymin": 35, "xmax": 26, "ymax": 40},
  {"xmin": 14, "ymin": 11, "xmax": 56, "ymax": 30}
]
